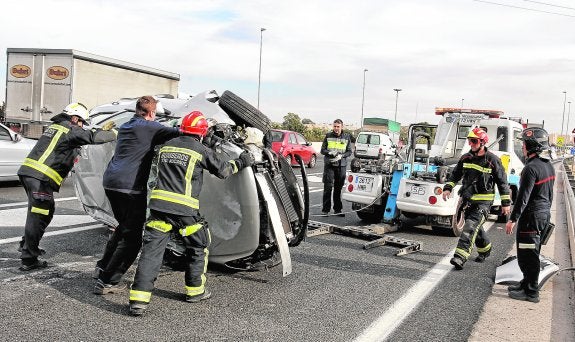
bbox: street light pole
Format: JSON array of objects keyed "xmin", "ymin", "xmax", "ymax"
[
  {"xmin": 393, "ymin": 88, "xmax": 402, "ymax": 123},
  {"xmin": 561, "ymin": 91, "xmax": 567, "ymax": 137},
  {"xmin": 257, "ymin": 28, "xmax": 266, "ymax": 110},
  {"xmin": 568, "ymin": 101, "xmax": 572, "ymax": 142},
  {"xmin": 360, "ymin": 69, "xmax": 368, "ymax": 129},
  {"xmin": 461, "ymin": 98, "xmax": 464, "ymax": 109}
]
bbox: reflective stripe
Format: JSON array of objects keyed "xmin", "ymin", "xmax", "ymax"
[
  {"xmin": 150, "ymin": 189, "xmax": 200, "ymax": 209},
  {"xmin": 158, "ymin": 146, "xmax": 202, "ymax": 197},
  {"xmin": 38, "ymin": 124, "xmax": 69, "ymax": 164},
  {"xmin": 470, "ymin": 193, "xmax": 495, "ymax": 201},
  {"xmin": 22, "ymin": 158, "xmax": 63, "ymax": 186},
  {"xmin": 146, "ymin": 220, "xmax": 172, "ymax": 233},
  {"xmin": 455, "ymin": 214, "xmax": 486, "ymax": 260},
  {"xmin": 476, "ymin": 243, "xmax": 492, "ymax": 253},
  {"xmin": 518, "ymin": 243, "xmax": 536, "ymax": 249},
  {"xmin": 463, "ymin": 163, "xmax": 492, "ymax": 174},
  {"xmin": 179, "ymin": 223, "xmax": 202, "ymax": 237},
  {"xmin": 455, "ymin": 248, "xmax": 470, "ymax": 259},
  {"xmin": 229, "ymin": 160, "xmax": 238, "ymax": 174},
  {"xmin": 185, "ymin": 245, "xmax": 209, "ymax": 296},
  {"xmin": 190, "ymin": 115, "xmax": 206, "ymax": 127},
  {"xmin": 129, "ymin": 290, "xmax": 152, "ymax": 303},
  {"xmin": 446, "ymin": 182, "xmax": 455, "ymax": 188},
  {"xmin": 326, "ymin": 138, "xmax": 348, "ymax": 153},
  {"xmin": 159, "ymin": 146, "xmax": 202, "ymax": 161},
  {"xmin": 500, "ymin": 195, "xmax": 511, "ymax": 200},
  {"xmin": 31, "ymin": 206, "xmax": 49, "ymax": 216}
]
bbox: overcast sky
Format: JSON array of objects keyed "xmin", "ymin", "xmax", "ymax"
[{"xmin": 1, "ymin": 0, "xmax": 574, "ymax": 134}]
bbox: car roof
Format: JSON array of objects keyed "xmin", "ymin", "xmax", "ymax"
[{"xmin": 271, "ymin": 129, "xmax": 299, "ymax": 134}]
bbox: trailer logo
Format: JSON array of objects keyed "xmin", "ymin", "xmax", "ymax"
[
  {"xmin": 47, "ymin": 66, "xmax": 69, "ymax": 80},
  {"xmin": 10, "ymin": 65, "xmax": 31, "ymax": 78}
]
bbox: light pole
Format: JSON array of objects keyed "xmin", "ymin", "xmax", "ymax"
[
  {"xmin": 561, "ymin": 91, "xmax": 567, "ymax": 137},
  {"xmin": 568, "ymin": 101, "xmax": 572, "ymax": 143},
  {"xmin": 393, "ymin": 88, "xmax": 402, "ymax": 123},
  {"xmin": 257, "ymin": 28, "xmax": 266, "ymax": 110},
  {"xmin": 360, "ymin": 69, "xmax": 368, "ymax": 129},
  {"xmin": 461, "ymin": 98, "xmax": 464, "ymax": 109}
]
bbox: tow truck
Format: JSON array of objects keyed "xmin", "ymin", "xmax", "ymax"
[{"xmin": 342, "ymin": 107, "xmax": 527, "ymax": 236}]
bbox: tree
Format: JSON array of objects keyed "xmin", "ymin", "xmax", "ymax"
[
  {"xmin": 302, "ymin": 118, "xmax": 315, "ymax": 125},
  {"xmin": 282, "ymin": 113, "xmax": 306, "ymax": 133}
]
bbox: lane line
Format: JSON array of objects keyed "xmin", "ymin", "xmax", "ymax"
[
  {"xmin": 354, "ymin": 221, "xmax": 494, "ymax": 342},
  {"xmin": 0, "ymin": 197, "xmax": 78, "ymax": 209},
  {"xmin": 0, "ymin": 223, "xmax": 105, "ymax": 245}
]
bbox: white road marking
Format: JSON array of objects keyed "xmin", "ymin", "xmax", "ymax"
[
  {"xmin": 0, "ymin": 207, "xmax": 96, "ymax": 228},
  {"xmin": 0, "ymin": 197, "xmax": 78, "ymax": 209},
  {"xmin": 354, "ymin": 221, "xmax": 494, "ymax": 342},
  {"xmin": 0, "ymin": 223, "xmax": 105, "ymax": 245}
]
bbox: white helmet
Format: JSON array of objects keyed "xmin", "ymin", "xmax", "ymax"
[{"xmin": 63, "ymin": 103, "xmax": 89, "ymax": 123}]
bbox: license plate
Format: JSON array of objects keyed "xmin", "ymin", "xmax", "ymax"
[
  {"xmin": 410, "ymin": 184, "xmax": 425, "ymax": 195},
  {"xmin": 356, "ymin": 176, "xmax": 374, "ymax": 192}
]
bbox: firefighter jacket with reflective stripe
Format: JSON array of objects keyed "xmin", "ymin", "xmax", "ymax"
[
  {"xmin": 509, "ymin": 155, "xmax": 555, "ymax": 222},
  {"xmin": 320, "ymin": 131, "xmax": 353, "ymax": 167},
  {"xmin": 148, "ymin": 135, "xmax": 245, "ymax": 217},
  {"xmin": 103, "ymin": 114, "xmax": 180, "ymax": 194},
  {"xmin": 443, "ymin": 147, "xmax": 511, "ymax": 206},
  {"xmin": 17, "ymin": 114, "xmax": 116, "ymax": 190}
]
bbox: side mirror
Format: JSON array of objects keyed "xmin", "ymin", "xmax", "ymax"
[{"xmin": 14, "ymin": 133, "xmax": 22, "ymax": 142}]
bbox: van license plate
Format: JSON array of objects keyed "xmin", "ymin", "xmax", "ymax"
[
  {"xmin": 410, "ymin": 185, "xmax": 425, "ymax": 195},
  {"xmin": 356, "ymin": 176, "xmax": 374, "ymax": 192}
]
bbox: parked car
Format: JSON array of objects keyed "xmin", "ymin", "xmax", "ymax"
[
  {"xmin": 267, "ymin": 129, "xmax": 317, "ymax": 168},
  {"xmin": 0, "ymin": 122, "xmax": 36, "ymax": 182},
  {"xmin": 354, "ymin": 131, "xmax": 396, "ymax": 160},
  {"xmin": 72, "ymin": 90, "xmax": 309, "ymax": 275}
]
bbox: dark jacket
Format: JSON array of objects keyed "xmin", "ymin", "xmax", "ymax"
[
  {"xmin": 103, "ymin": 114, "xmax": 180, "ymax": 194},
  {"xmin": 18, "ymin": 113, "xmax": 116, "ymax": 190},
  {"xmin": 443, "ymin": 147, "xmax": 511, "ymax": 206},
  {"xmin": 148, "ymin": 135, "xmax": 245, "ymax": 217},
  {"xmin": 510, "ymin": 156, "xmax": 555, "ymax": 222},
  {"xmin": 320, "ymin": 131, "xmax": 353, "ymax": 167}
]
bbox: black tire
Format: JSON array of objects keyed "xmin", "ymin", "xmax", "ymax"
[
  {"xmin": 356, "ymin": 204, "xmax": 385, "ymax": 223},
  {"xmin": 451, "ymin": 198, "xmax": 466, "ymax": 236},
  {"xmin": 218, "ymin": 90, "xmax": 272, "ymax": 134},
  {"xmin": 308, "ymin": 154, "xmax": 317, "ymax": 168}
]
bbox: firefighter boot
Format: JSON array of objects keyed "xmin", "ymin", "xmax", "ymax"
[
  {"xmin": 19, "ymin": 259, "xmax": 48, "ymax": 272},
  {"xmin": 507, "ymin": 281, "xmax": 523, "ymax": 292},
  {"xmin": 186, "ymin": 289, "xmax": 212, "ymax": 303},
  {"xmin": 129, "ymin": 302, "xmax": 148, "ymax": 316},
  {"xmin": 474, "ymin": 250, "xmax": 490, "ymax": 263},
  {"xmin": 450, "ymin": 256, "xmax": 465, "ymax": 270},
  {"xmin": 508, "ymin": 289, "xmax": 540, "ymax": 303}
]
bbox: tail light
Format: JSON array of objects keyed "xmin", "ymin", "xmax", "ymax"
[
  {"xmin": 348, "ymin": 175, "xmax": 354, "ymax": 183},
  {"xmin": 433, "ymin": 187, "xmax": 443, "ymax": 195},
  {"xmin": 347, "ymin": 184, "xmax": 354, "ymax": 192},
  {"xmin": 428, "ymin": 196, "xmax": 438, "ymax": 205}
]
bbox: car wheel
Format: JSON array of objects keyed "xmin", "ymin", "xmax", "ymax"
[
  {"xmin": 218, "ymin": 90, "xmax": 272, "ymax": 134},
  {"xmin": 308, "ymin": 154, "xmax": 317, "ymax": 168},
  {"xmin": 356, "ymin": 204, "xmax": 385, "ymax": 223}
]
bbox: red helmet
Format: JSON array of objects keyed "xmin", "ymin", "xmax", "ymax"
[
  {"xmin": 467, "ymin": 127, "xmax": 488, "ymax": 144},
  {"xmin": 180, "ymin": 111, "xmax": 208, "ymax": 137}
]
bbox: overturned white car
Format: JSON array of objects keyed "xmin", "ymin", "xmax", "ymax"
[{"xmin": 72, "ymin": 90, "xmax": 309, "ymax": 276}]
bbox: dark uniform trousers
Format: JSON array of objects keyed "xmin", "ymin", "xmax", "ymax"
[
  {"xmin": 18, "ymin": 176, "xmax": 56, "ymax": 262},
  {"xmin": 131, "ymin": 210, "xmax": 210, "ymax": 299},
  {"xmin": 454, "ymin": 202, "xmax": 492, "ymax": 261},
  {"xmin": 322, "ymin": 165, "xmax": 346, "ymax": 213},
  {"xmin": 516, "ymin": 210, "xmax": 549, "ymax": 296},
  {"xmin": 98, "ymin": 190, "xmax": 148, "ymax": 284}
]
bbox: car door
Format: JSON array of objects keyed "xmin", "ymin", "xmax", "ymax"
[
  {"xmin": 287, "ymin": 132, "xmax": 299, "ymax": 163},
  {"xmin": 295, "ymin": 132, "xmax": 310, "ymax": 163},
  {"xmin": 0, "ymin": 124, "xmax": 32, "ymax": 179}
]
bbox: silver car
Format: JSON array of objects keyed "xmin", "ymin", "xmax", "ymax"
[
  {"xmin": 72, "ymin": 91, "xmax": 309, "ymax": 276},
  {"xmin": 0, "ymin": 122, "xmax": 36, "ymax": 182}
]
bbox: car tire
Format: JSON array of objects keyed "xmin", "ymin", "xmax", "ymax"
[
  {"xmin": 308, "ymin": 154, "xmax": 317, "ymax": 168},
  {"xmin": 451, "ymin": 198, "xmax": 466, "ymax": 236},
  {"xmin": 218, "ymin": 90, "xmax": 272, "ymax": 134},
  {"xmin": 356, "ymin": 204, "xmax": 385, "ymax": 223}
]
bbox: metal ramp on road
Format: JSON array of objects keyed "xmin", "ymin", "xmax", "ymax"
[{"xmin": 306, "ymin": 220, "xmax": 422, "ymax": 256}]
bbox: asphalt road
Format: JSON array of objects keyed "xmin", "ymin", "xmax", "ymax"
[{"xmin": 0, "ymin": 159, "xmax": 518, "ymax": 342}]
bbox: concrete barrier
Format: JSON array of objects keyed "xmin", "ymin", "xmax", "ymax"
[{"xmin": 561, "ymin": 157, "xmax": 575, "ymax": 269}]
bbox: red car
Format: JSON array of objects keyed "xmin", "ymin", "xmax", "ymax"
[{"xmin": 268, "ymin": 129, "xmax": 317, "ymax": 168}]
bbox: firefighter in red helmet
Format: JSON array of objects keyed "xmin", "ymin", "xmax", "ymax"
[
  {"xmin": 128, "ymin": 111, "xmax": 255, "ymax": 316},
  {"xmin": 442, "ymin": 127, "xmax": 511, "ymax": 270}
]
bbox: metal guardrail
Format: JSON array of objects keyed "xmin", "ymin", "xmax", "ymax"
[{"xmin": 561, "ymin": 157, "xmax": 575, "ymax": 269}]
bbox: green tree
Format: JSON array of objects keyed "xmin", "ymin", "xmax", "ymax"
[
  {"xmin": 302, "ymin": 118, "xmax": 315, "ymax": 125},
  {"xmin": 304, "ymin": 127, "xmax": 328, "ymax": 142},
  {"xmin": 282, "ymin": 113, "xmax": 306, "ymax": 133}
]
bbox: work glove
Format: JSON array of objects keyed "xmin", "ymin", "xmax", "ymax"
[
  {"xmin": 328, "ymin": 151, "xmax": 339, "ymax": 157},
  {"xmin": 101, "ymin": 121, "xmax": 116, "ymax": 131},
  {"xmin": 239, "ymin": 150, "xmax": 255, "ymax": 168}
]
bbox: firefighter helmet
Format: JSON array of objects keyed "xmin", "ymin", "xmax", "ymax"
[
  {"xmin": 520, "ymin": 127, "xmax": 549, "ymax": 154},
  {"xmin": 467, "ymin": 127, "xmax": 488, "ymax": 144},
  {"xmin": 180, "ymin": 111, "xmax": 208, "ymax": 137},
  {"xmin": 63, "ymin": 103, "xmax": 89, "ymax": 123}
]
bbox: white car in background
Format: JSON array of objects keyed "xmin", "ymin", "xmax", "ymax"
[{"xmin": 0, "ymin": 122, "xmax": 36, "ymax": 182}]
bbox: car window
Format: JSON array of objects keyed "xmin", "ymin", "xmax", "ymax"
[
  {"xmin": 269, "ymin": 131, "xmax": 284, "ymax": 142},
  {"xmin": 0, "ymin": 126, "xmax": 11, "ymax": 141},
  {"xmin": 356, "ymin": 134, "xmax": 368, "ymax": 144},
  {"xmin": 289, "ymin": 133, "xmax": 298, "ymax": 144},
  {"xmin": 370, "ymin": 135, "xmax": 380, "ymax": 145},
  {"xmin": 295, "ymin": 133, "xmax": 307, "ymax": 145},
  {"xmin": 92, "ymin": 111, "xmax": 135, "ymax": 127}
]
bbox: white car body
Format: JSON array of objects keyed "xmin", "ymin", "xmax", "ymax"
[
  {"xmin": 0, "ymin": 123, "xmax": 36, "ymax": 181},
  {"xmin": 354, "ymin": 131, "xmax": 396, "ymax": 160}
]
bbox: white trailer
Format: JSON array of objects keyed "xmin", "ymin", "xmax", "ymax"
[{"xmin": 5, "ymin": 48, "xmax": 179, "ymax": 137}]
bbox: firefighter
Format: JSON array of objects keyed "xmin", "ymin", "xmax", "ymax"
[
  {"xmin": 128, "ymin": 110, "xmax": 255, "ymax": 316},
  {"xmin": 505, "ymin": 127, "xmax": 554, "ymax": 303},
  {"xmin": 94, "ymin": 96, "xmax": 181, "ymax": 294},
  {"xmin": 17, "ymin": 103, "xmax": 117, "ymax": 271},
  {"xmin": 442, "ymin": 127, "xmax": 511, "ymax": 270},
  {"xmin": 320, "ymin": 119, "xmax": 352, "ymax": 216}
]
